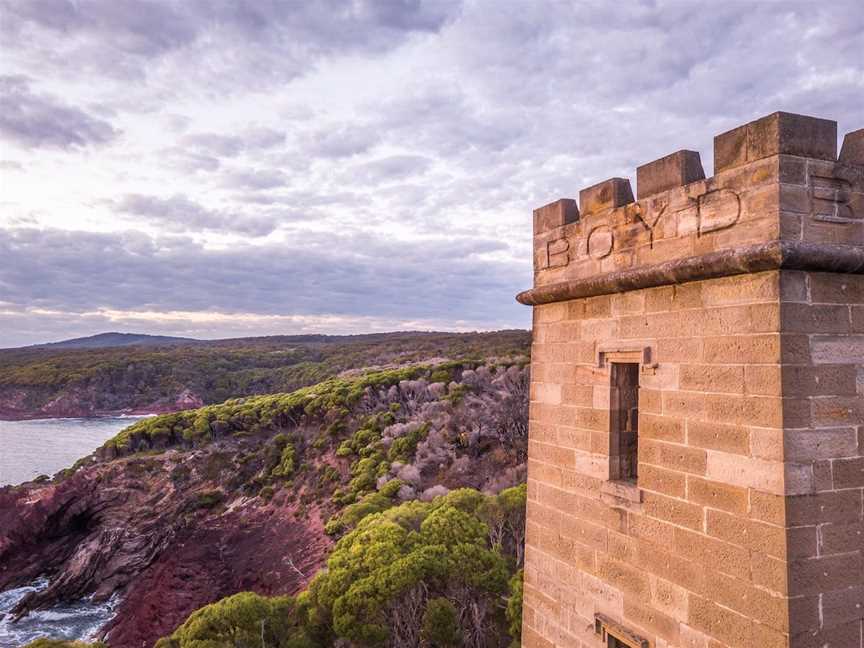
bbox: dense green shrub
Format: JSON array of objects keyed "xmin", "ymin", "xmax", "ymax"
[
  {"xmin": 387, "ymin": 422, "xmax": 429, "ymax": 462},
  {"xmin": 421, "ymin": 597, "xmax": 462, "ymax": 647},
  {"xmin": 506, "ymin": 570, "xmax": 524, "ymax": 646},
  {"xmin": 161, "ymin": 487, "xmax": 526, "ymax": 648},
  {"xmin": 272, "ymin": 441, "xmax": 296, "ymax": 478},
  {"xmin": 445, "ymin": 383, "xmax": 468, "ymax": 404},
  {"xmin": 103, "ymin": 365, "xmax": 432, "ymax": 455},
  {"xmin": 320, "ymin": 465, "xmax": 340, "ymax": 483},
  {"xmin": 347, "ymin": 454, "xmax": 386, "ymax": 496},
  {"xmin": 154, "ymin": 591, "xmax": 316, "ymax": 648},
  {"xmin": 429, "ymin": 368, "xmax": 453, "ymax": 384},
  {"xmin": 324, "ymin": 479, "xmax": 403, "ymax": 535},
  {"xmin": 308, "ymin": 489, "xmax": 513, "ymax": 645}
]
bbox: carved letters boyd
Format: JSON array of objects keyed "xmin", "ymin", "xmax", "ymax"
[
  {"xmin": 634, "ymin": 196, "xmax": 668, "ymax": 248},
  {"xmin": 541, "ymin": 186, "xmax": 743, "ymax": 269},
  {"xmin": 697, "ymin": 188, "xmax": 741, "ymax": 235},
  {"xmin": 538, "ymin": 176, "xmax": 858, "ymax": 271},
  {"xmin": 587, "ymin": 226, "xmax": 614, "ymax": 259},
  {"xmin": 545, "ymin": 238, "xmax": 569, "ymax": 267}
]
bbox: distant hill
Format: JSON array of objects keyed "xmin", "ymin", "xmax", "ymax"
[
  {"xmin": 30, "ymin": 332, "xmax": 200, "ymax": 349},
  {"xmin": 0, "ymin": 329, "xmax": 531, "ymax": 420}
]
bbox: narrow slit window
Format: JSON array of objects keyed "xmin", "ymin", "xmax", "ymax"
[
  {"xmin": 609, "ymin": 639, "xmax": 636, "ymax": 648},
  {"xmin": 595, "ymin": 614, "xmax": 649, "ymax": 648},
  {"xmin": 610, "ymin": 362, "xmax": 639, "ymax": 482}
]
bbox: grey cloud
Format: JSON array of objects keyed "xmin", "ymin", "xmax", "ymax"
[
  {"xmin": 233, "ymin": 190, "xmax": 372, "ymax": 210},
  {"xmin": 2, "ymin": 0, "xmax": 462, "ymax": 87},
  {"xmin": 305, "ymin": 125, "xmax": 380, "ymax": 158},
  {"xmin": 1, "ymin": 0, "xmax": 196, "ymax": 83},
  {"xmin": 348, "ymin": 155, "xmax": 433, "ymax": 184},
  {"xmin": 220, "ymin": 168, "xmax": 288, "ymax": 191},
  {"xmin": 161, "ymin": 128, "xmax": 287, "ymax": 173},
  {"xmin": 321, "ymin": 0, "xmax": 863, "ymax": 225},
  {"xmin": 162, "ymin": 150, "xmax": 222, "ymax": 173},
  {"xmin": 180, "ymin": 134, "xmax": 247, "ymax": 157},
  {"xmin": 1, "ymin": 0, "xmax": 195, "ymax": 56},
  {"xmin": 356, "ymin": 0, "xmax": 461, "ymax": 32},
  {"xmin": 112, "ymin": 194, "xmax": 277, "ymax": 236},
  {"xmin": 164, "ymin": 113, "xmax": 192, "ymax": 132},
  {"xmin": 0, "ymin": 227, "xmax": 528, "ymax": 328},
  {"xmin": 323, "ymin": 1, "xmax": 864, "ymax": 201},
  {"xmin": 438, "ymin": 3, "xmax": 863, "ymax": 161},
  {"xmin": 0, "ymin": 75, "xmax": 118, "ymax": 149},
  {"xmin": 368, "ymin": 85, "xmax": 516, "ymax": 157},
  {"xmin": 181, "ymin": 128, "xmax": 285, "ymax": 157}
]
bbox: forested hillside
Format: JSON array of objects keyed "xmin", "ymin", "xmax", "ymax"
[
  {"xmin": 5, "ymin": 343, "xmax": 531, "ymax": 647},
  {"xmin": 0, "ymin": 331, "xmax": 529, "ymax": 419}
]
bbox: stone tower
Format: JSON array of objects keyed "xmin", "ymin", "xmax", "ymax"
[{"xmin": 518, "ymin": 112, "xmax": 863, "ymax": 648}]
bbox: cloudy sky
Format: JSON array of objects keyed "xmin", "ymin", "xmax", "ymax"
[{"xmin": 1, "ymin": 1, "xmax": 862, "ymax": 347}]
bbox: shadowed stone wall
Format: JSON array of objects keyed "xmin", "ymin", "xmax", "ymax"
[{"xmin": 518, "ymin": 112, "xmax": 863, "ymax": 648}]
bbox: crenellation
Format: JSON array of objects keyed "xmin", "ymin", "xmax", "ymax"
[
  {"xmin": 636, "ymin": 150, "xmax": 705, "ymax": 200},
  {"xmin": 579, "ymin": 177, "xmax": 635, "ymax": 215},
  {"xmin": 535, "ymin": 198, "xmax": 580, "ymax": 236},
  {"xmin": 714, "ymin": 112, "xmax": 837, "ymax": 173},
  {"xmin": 521, "ymin": 112, "xmax": 864, "ymax": 307},
  {"xmin": 519, "ymin": 110, "xmax": 863, "ymax": 648},
  {"xmin": 839, "ymin": 128, "xmax": 864, "ymax": 166}
]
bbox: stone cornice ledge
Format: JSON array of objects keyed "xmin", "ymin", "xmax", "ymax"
[{"xmin": 516, "ymin": 241, "xmax": 864, "ymax": 306}]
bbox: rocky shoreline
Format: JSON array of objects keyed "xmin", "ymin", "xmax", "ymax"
[
  {"xmin": 0, "ymin": 390, "xmax": 204, "ymax": 422},
  {"xmin": 0, "ymin": 439, "xmax": 331, "ymax": 647}
]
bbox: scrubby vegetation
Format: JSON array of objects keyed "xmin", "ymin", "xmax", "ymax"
[
  {"xmin": 98, "ymin": 360, "xmax": 530, "ymax": 525},
  {"xmin": 101, "ymin": 364, "xmax": 435, "ymax": 454},
  {"xmin": 119, "ymin": 356, "xmax": 529, "ymax": 646},
  {"xmin": 157, "ymin": 486, "xmax": 526, "ymax": 648},
  {"xmin": 154, "ymin": 593, "xmax": 308, "ymax": 648},
  {"xmin": 0, "ymin": 331, "xmax": 529, "ymax": 418},
  {"xmin": 10, "ymin": 332, "xmax": 531, "ymax": 647}
]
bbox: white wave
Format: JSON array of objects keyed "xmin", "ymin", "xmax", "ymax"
[{"xmin": 0, "ymin": 580, "xmax": 117, "ymax": 648}]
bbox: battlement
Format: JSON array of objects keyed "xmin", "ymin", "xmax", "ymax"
[{"xmin": 519, "ymin": 111, "xmax": 864, "ymax": 305}]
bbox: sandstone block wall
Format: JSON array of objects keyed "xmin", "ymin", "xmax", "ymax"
[
  {"xmin": 519, "ymin": 112, "xmax": 863, "ymax": 648},
  {"xmin": 781, "ymin": 271, "xmax": 863, "ymax": 648}
]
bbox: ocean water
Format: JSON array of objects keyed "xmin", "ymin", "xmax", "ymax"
[
  {"xmin": 0, "ymin": 416, "xmax": 146, "ymax": 487},
  {"xmin": 0, "ymin": 579, "xmax": 119, "ymax": 647},
  {"xmin": 0, "ymin": 417, "xmax": 146, "ymax": 645}
]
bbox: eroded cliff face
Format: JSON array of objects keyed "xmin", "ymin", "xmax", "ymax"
[
  {"xmin": 0, "ymin": 362, "xmax": 529, "ymax": 648},
  {"xmin": 0, "ymin": 441, "xmax": 330, "ymax": 646}
]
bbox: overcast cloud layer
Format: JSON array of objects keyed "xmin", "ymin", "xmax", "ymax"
[{"xmin": 1, "ymin": 0, "xmax": 862, "ymax": 347}]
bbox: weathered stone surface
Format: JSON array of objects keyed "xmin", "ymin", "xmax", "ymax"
[
  {"xmin": 517, "ymin": 241, "xmax": 864, "ymax": 306},
  {"xmin": 520, "ymin": 111, "xmax": 863, "ymax": 648},
  {"xmin": 579, "ymin": 177, "xmax": 634, "ymax": 214},
  {"xmin": 533, "ymin": 198, "xmax": 579, "ymax": 235},
  {"xmin": 525, "ymin": 144, "xmax": 862, "ymax": 295},
  {"xmin": 714, "ymin": 111, "xmax": 837, "ymax": 173},
  {"xmin": 839, "ymin": 128, "xmax": 864, "ymax": 166},
  {"xmin": 636, "ymin": 150, "xmax": 705, "ymax": 199}
]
